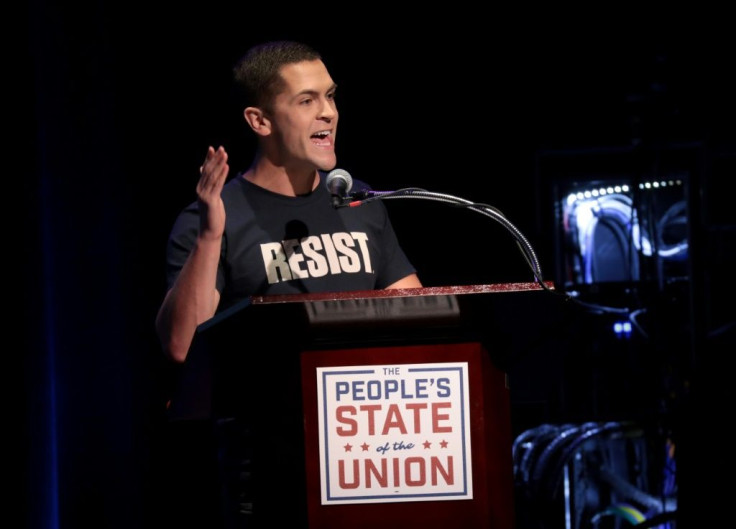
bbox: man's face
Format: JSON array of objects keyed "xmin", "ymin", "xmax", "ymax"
[{"xmin": 269, "ymin": 59, "xmax": 339, "ymax": 171}]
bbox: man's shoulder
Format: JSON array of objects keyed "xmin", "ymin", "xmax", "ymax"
[
  {"xmin": 221, "ymin": 173, "xmax": 251, "ymax": 201},
  {"xmin": 351, "ymin": 178, "xmax": 373, "ymax": 194},
  {"xmin": 224, "ymin": 172, "xmax": 246, "ymax": 190}
]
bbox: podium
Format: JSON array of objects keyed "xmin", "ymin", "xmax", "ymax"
[{"xmin": 169, "ymin": 282, "xmax": 558, "ymax": 529}]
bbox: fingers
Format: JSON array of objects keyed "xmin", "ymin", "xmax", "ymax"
[
  {"xmin": 198, "ymin": 146, "xmax": 229, "ymax": 195},
  {"xmin": 200, "ymin": 145, "xmax": 228, "ymax": 176}
]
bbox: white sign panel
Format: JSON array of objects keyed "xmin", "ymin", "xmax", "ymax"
[{"xmin": 315, "ymin": 362, "xmax": 473, "ymax": 505}]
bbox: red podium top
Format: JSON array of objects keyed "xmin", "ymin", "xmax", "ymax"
[
  {"xmin": 200, "ymin": 282, "xmax": 554, "ymax": 332},
  {"xmin": 249, "ymin": 282, "xmax": 551, "ymax": 304}
]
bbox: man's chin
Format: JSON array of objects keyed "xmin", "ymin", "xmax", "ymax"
[
  {"xmin": 315, "ymin": 149, "xmax": 337, "ymax": 167},
  {"xmin": 317, "ymin": 159, "xmax": 338, "ymax": 172}
]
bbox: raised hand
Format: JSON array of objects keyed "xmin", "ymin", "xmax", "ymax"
[{"xmin": 196, "ymin": 145, "xmax": 229, "ymax": 240}]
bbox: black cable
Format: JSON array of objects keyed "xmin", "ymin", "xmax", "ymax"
[
  {"xmin": 590, "ymin": 214, "xmax": 639, "ymax": 283},
  {"xmin": 527, "ymin": 422, "xmax": 591, "ymax": 500},
  {"xmin": 542, "ymin": 421, "xmax": 637, "ymax": 502},
  {"xmin": 512, "ymin": 423, "xmax": 566, "ymax": 487},
  {"xmin": 598, "ymin": 465, "xmax": 677, "ymax": 515}
]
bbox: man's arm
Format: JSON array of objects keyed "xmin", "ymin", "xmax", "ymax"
[
  {"xmin": 386, "ymin": 273, "xmax": 422, "ymax": 289},
  {"xmin": 155, "ymin": 146, "xmax": 229, "ymax": 363}
]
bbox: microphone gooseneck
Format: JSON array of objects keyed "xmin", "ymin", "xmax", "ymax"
[
  {"xmin": 325, "ymin": 171, "xmax": 562, "ymax": 301},
  {"xmin": 344, "ymin": 183, "xmax": 635, "ymax": 316},
  {"xmin": 338, "ymin": 184, "xmax": 551, "ymax": 294}
]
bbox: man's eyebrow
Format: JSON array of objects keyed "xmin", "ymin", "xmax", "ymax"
[{"xmin": 294, "ymin": 83, "xmax": 338, "ymax": 98}]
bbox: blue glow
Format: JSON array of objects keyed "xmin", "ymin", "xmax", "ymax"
[
  {"xmin": 41, "ymin": 166, "xmax": 60, "ymax": 528},
  {"xmin": 613, "ymin": 320, "xmax": 633, "ymax": 338}
]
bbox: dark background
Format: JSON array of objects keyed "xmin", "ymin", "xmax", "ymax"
[{"xmin": 22, "ymin": 5, "xmax": 734, "ymax": 529}]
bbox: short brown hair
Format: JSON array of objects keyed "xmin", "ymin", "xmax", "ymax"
[{"xmin": 232, "ymin": 40, "xmax": 322, "ymax": 112}]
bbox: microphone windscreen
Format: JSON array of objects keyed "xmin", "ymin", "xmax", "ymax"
[{"xmin": 325, "ymin": 168, "xmax": 353, "ymax": 194}]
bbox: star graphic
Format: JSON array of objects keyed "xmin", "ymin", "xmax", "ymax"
[
  {"xmin": 440, "ymin": 440, "xmax": 449, "ymax": 448},
  {"xmin": 423, "ymin": 440, "xmax": 432, "ymax": 449},
  {"xmin": 343, "ymin": 443, "xmax": 353, "ymax": 452},
  {"xmin": 361, "ymin": 443, "xmax": 370, "ymax": 451}
]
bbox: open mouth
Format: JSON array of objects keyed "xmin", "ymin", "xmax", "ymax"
[{"xmin": 311, "ymin": 130, "xmax": 332, "ymax": 146}]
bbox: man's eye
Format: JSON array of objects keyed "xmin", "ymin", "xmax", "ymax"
[{"xmin": 300, "ymin": 98, "xmax": 313, "ymax": 105}]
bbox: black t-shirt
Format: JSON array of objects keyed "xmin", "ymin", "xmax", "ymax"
[{"xmin": 165, "ymin": 172, "xmax": 417, "ymax": 313}]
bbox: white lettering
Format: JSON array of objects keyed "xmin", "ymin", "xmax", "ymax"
[
  {"xmin": 260, "ymin": 242, "xmax": 292, "ymax": 284},
  {"xmin": 332, "ymin": 232, "xmax": 360, "ymax": 273},
  {"xmin": 261, "ymin": 232, "xmax": 372, "ymax": 284},
  {"xmin": 351, "ymin": 232, "xmax": 372, "ymax": 273},
  {"xmin": 283, "ymin": 239, "xmax": 308, "ymax": 279},
  {"xmin": 321, "ymin": 233, "xmax": 342, "ymax": 273},
  {"xmin": 301, "ymin": 236, "xmax": 329, "ymax": 277}
]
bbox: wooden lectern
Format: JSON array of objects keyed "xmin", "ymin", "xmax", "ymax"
[{"xmin": 169, "ymin": 282, "xmax": 557, "ymax": 529}]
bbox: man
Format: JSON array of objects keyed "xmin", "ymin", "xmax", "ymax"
[{"xmin": 156, "ymin": 40, "xmax": 421, "ymax": 364}]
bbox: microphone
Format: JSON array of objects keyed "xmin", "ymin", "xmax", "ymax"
[{"xmin": 325, "ymin": 168, "xmax": 353, "ymax": 207}]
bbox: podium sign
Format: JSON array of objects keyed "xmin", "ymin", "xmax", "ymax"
[
  {"xmin": 313, "ymin": 359, "xmax": 473, "ymax": 504},
  {"xmin": 301, "ymin": 340, "xmax": 514, "ymax": 529}
]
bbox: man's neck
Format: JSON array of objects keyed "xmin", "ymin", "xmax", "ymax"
[{"xmin": 243, "ymin": 160, "xmax": 320, "ymax": 197}]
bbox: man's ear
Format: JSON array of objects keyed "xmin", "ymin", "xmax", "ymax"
[{"xmin": 244, "ymin": 106, "xmax": 271, "ymax": 136}]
